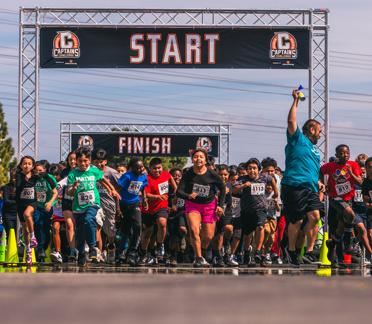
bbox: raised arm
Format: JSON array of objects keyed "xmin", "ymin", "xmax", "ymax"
[{"xmin": 287, "ymin": 89, "xmax": 300, "ymax": 136}]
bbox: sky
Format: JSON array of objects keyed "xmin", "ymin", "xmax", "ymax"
[{"xmin": 1, "ymin": 0, "xmax": 372, "ymax": 169}]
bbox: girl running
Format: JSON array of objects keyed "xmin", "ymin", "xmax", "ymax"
[
  {"xmin": 2, "ymin": 168, "xmax": 17, "ymax": 237},
  {"xmin": 15, "ymin": 156, "xmax": 57, "ymax": 265},
  {"xmin": 176, "ymin": 148, "xmax": 226, "ymax": 268}
]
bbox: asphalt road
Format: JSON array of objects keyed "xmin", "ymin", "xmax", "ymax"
[{"xmin": 1, "ymin": 271, "xmax": 371, "ymax": 323}]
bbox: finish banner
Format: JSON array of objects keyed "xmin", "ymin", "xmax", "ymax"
[
  {"xmin": 40, "ymin": 27, "xmax": 310, "ymax": 69},
  {"xmin": 71, "ymin": 133, "xmax": 219, "ymax": 157}
]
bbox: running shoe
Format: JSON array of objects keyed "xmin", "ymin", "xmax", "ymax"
[
  {"xmin": 25, "ymin": 250, "xmax": 32, "ymax": 266},
  {"xmin": 260, "ymin": 257, "xmax": 268, "ymax": 268},
  {"xmin": 364, "ymin": 258, "xmax": 371, "ymax": 265},
  {"xmin": 302, "ymin": 251, "xmax": 321, "ymax": 265},
  {"xmin": 170, "ymin": 256, "xmax": 178, "ymax": 268},
  {"xmin": 326, "ymin": 240, "xmax": 337, "ymax": 262},
  {"xmin": 78, "ymin": 254, "xmax": 86, "ymax": 267},
  {"xmin": 253, "ymin": 250, "xmax": 262, "ymax": 264},
  {"xmin": 215, "ymin": 256, "xmax": 225, "ymax": 268},
  {"xmin": 225, "ymin": 255, "xmax": 239, "ymax": 267},
  {"xmin": 277, "ymin": 257, "xmax": 283, "ymax": 265},
  {"xmin": 266, "ymin": 253, "xmax": 272, "ymax": 264},
  {"xmin": 237, "ymin": 254, "xmax": 244, "ymax": 265},
  {"xmin": 285, "ymin": 246, "xmax": 300, "ymax": 268},
  {"xmin": 30, "ymin": 238, "xmax": 38, "ymax": 249},
  {"xmin": 68, "ymin": 250, "xmax": 78, "ymax": 262},
  {"xmin": 88, "ymin": 247, "xmax": 98, "ymax": 262},
  {"xmin": 193, "ymin": 257, "xmax": 210, "ymax": 268},
  {"xmin": 244, "ymin": 246, "xmax": 252, "ymax": 265},
  {"xmin": 50, "ymin": 251, "xmax": 63, "ymax": 263},
  {"xmin": 107, "ymin": 244, "xmax": 116, "ymax": 263},
  {"xmin": 271, "ymin": 253, "xmax": 279, "ymax": 263},
  {"xmin": 127, "ymin": 251, "xmax": 138, "ymax": 267},
  {"xmin": 344, "ymin": 241, "xmax": 357, "ymax": 255},
  {"xmin": 38, "ymin": 248, "xmax": 46, "ymax": 259},
  {"xmin": 118, "ymin": 250, "xmax": 127, "ymax": 261},
  {"xmin": 138, "ymin": 252, "xmax": 149, "ymax": 267}
]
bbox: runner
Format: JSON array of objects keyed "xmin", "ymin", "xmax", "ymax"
[
  {"xmin": 1, "ymin": 168, "xmax": 17, "ymax": 237},
  {"xmin": 176, "ymin": 148, "xmax": 226, "ymax": 268},
  {"xmin": 320, "ymin": 144, "xmax": 362, "ymax": 263},
  {"xmin": 281, "ymin": 88, "xmax": 325, "ymax": 268},
  {"xmin": 116, "ymin": 157, "xmax": 148, "ymax": 266}
]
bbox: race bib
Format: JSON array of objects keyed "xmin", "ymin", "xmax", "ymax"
[
  {"xmin": 354, "ymin": 190, "xmax": 363, "ymax": 203},
  {"xmin": 335, "ymin": 182, "xmax": 351, "ymax": 196},
  {"xmin": 158, "ymin": 181, "xmax": 169, "ymax": 195},
  {"xmin": 251, "ymin": 183, "xmax": 265, "ymax": 196},
  {"xmin": 37, "ymin": 191, "xmax": 46, "ymax": 203},
  {"xmin": 192, "ymin": 184, "xmax": 210, "ymax": 197},
  {"xmin": 78, "ymin": 190, "xmax": 95, "ymax": 206},
  {"xmin": 266, "ymin": 199, "xmax": 276, "ymax": 210},
  {"xmin": 176, "ymin": 198, "xmax": 185, "ymax": 208},
  {"xmin": 20, "ymin": 188, "xmax": 35, "ymax": 200},
  {"xmin": 128, "ymin": 181, "xmax": 142, "ymax": 194},
  {"xmin": 56, "ymin": 198, "xmax": 62, "ymax": 208},
  {"xmin": 232, "ymin": 197, "xmax": 240, "ymax": 209}
]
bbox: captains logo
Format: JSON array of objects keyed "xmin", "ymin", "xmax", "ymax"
[
  {"xmin": 196, "ymin": 137, "xmax": 212, "ymax": 153},
  {"xmin": 53, "ymin": 31, "xmax": 80, "ymax": 58},
  {"xmin": 270, "ymin": 32, "xmax": 297, "ymax": 59},
  {"xmin": 78, "ymin": 136, "xmax": 94, "ymax": 150}
]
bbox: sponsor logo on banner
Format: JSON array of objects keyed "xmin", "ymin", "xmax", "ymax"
[
  {"xmin": 78, "ymin": 136, "xmax": 94, "ymax": 150},
  {"xmin": 196, "ymin": 137, "xmax": 212, "ymax": 153},
  {"xmin": 270, "ymin": 32, "xmax": 297, "ymax": 59},
  {"xmin": 53, "ymin": 31, "xmax": 80, "ymax": 58}
]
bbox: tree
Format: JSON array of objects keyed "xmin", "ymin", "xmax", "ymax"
[{"xmin": 0, "ymin": 103, "xmax": 17, "ymax": 186}]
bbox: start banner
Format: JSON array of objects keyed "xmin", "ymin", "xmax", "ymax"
[
  {"xmin": 71, "ymin": 133, "xmax": 219, "ymax": 157},
  {"xmin": 40, "ymin": 27, "xmax": 310, "ymax": 69}
]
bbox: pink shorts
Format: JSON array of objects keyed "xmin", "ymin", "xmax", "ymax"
[{"xmin": 185, "ymin": 199, "xmax": 218, "ymax": 223}]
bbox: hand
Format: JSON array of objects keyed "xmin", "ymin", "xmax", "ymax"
[
  {"xmin": 216, "ymin": 206, "xmax": 224, "ymax": 217},
  {"xmin": 172, "ymin": 206, "xmax": 178, "ymax": 212},
  {"xmin": 73, "ymin": 180, "xmax": 80, "ymax": 190},
  {"xmin": 115, "ymin": 210, "xmax": 123, "ymax": 222},
  {"xmin": 188, "ymin": 192, "xmax": 198, "ymax": 200},
  {"xmin": 365, "ymin": 203, "xmax": 372, "ymax": 209},
  {"xmin": 45, "ymin": 201, "xmax": 52, "ymax": 212},
  {"xmin": 225, "ymin": 186, "xmax": 230, "ymax": 194},
  {"xmin": 111, "ymin": 190, "xmax": 121, "ymax": 200},
  {"xmin": 244, "ymin": 181, "xmax": 251, "ymax": 188},
  {"xmin": 346, "ymin": 164, "xmax": 352, "ymax": 175},
  {"xmin": 292, "ymin": 89, "xmax": 300, "ymax": 100},
  {"xmin": 318, "ymin": 181, "xmax": 326, "ymax": 193},
  {"xmin": 142, "ymin": 199, "xmax": 148, "ymax": 211},
  {"xmin": 157, "ymin": 194, "xmax": 168, "ymax": 200},
  {"xmin": 273, "ymin": 198, "xmax": 278, "ymax": 202}
]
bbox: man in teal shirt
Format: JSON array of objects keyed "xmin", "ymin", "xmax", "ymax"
[{"xmin": 281, "ymin": 89, "xmax": 325, "ymax": 267}]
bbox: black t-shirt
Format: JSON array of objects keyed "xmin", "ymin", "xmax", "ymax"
[
  {"xmin": 168, "ymin": 185, "xmax": 185, "ymax": 219},
  {"xmin": 361, "ymin": 178, "xmax": 372, "ymax": 216},
  {"xmin": 2, "ymin": 184, "xmax": 17, "ymax": 213},
  {"xmin": 16, "ymin": 171, "xmax": 56, "ymax": 205},
  {"xmin": 176, "ymin": 168, "xmax": 226, "ymax": 207},
  {"xmin": 223, "ymin": 182, "xmax": 233, "ymax": 218}
]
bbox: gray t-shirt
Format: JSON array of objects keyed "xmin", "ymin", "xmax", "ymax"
[
  {"xmin": 234, "ymin": 173, "xmax": 273, "ymax": 213},
  {"xmin": 96, "ymin": 166, "xmax": 120, "ymax": 214},
  {"xmin": 265, "ymin": 192, "xmax": 277, "ymax": 220}
]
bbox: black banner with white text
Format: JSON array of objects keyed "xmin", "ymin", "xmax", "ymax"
[{"xmin": 40, "ymin": 27, "xmax": 310, "ymax": 69}]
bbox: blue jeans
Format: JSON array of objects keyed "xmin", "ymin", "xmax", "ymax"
[
  {"xmin": 33, "ymin": 207, "xmax": 53, "ymax": 250},
  {"xmin": 74, "ymin": 205, "xmax": 99, "ymax": 255}
]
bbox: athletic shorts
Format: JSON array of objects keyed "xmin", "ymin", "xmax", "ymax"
[
  {"xmin": 96, "ymin": 208, "xmax": 117, "ymax": 237},
  {"xmin": 367, "ymin": 214, "xmax": 372, "ymax": 231},
  {"xmin": 232, "ymin": 217, "xmax": 242, "ymax": 239},
  {"xmin": 52, "ymin": 215, "xmax": 65, "ymax": 224},
  {"xmin": 329, "ymin": 197, "xmax": 352, "ymax": 223},
  {"xmin": 142, "ymin": 207, "xmax": 168, "ymax": 230},
  {"xmin": 185, "ymin": 199, "xmax": 218, "ymax": 223},
  {"xmin": 354, "ymin": 213, "xmax": 364, "ymax": 225},
  {"xmin": 17, "ymin": 202, "xmax": 37, "ymax": 223},
  {"xmin": 282, "ymin": 184, "xmax": 323, "ymax": 224},
  {"xmin": 240, "ymin": 209, "xmax": 266, "ymax": 236},
  {"xmin": 216, "ymin": 214, "xmax": 233, "ymax": 234}
]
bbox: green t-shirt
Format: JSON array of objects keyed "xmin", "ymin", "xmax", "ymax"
[
  {"xmin": 35, "ymin": 175, "xmax": 58, "ymax": 209},
  {"xmin": 67, "ymin": 165, "xmax": 104, "ymax": 212}
]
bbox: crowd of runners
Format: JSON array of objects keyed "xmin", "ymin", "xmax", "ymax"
[{"xmin": 0, "ymin": 89, "xmax": 371, "ymax": 268}]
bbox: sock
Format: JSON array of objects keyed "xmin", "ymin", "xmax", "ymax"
[
  {"xmin": 295, "ymin": 247, "xmax": 302, "ymax": 255},
  {"xmin": 30, "ymin": 232, "xmax": 35, "ymax": 240},
  {"xmin": 26, "ymin": 245, "xmax": 31, "ymax": 253},
  {"xmin": 344, "ymin": 224, "xmax": 353, "ymax": 244}
]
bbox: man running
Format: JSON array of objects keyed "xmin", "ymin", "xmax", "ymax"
[{"xmin": 281, "ymin": 88, "xmax": 325, "ymax": 267}]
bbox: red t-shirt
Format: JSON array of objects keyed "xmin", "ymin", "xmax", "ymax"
[
  {"xmin": 320, "ymin": 161, "xmax": 361, "ymax": 201},
  {"xmin": 142, "ymin": 171, "xmax": 171, "ymax": 214}
]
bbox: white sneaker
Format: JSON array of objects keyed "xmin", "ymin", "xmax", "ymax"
[
  {"xmin": 226, "ymin": 255, "xmax": 239, "ymax": 267},
  {"xmin": 277, "ymin": 257, "xmax": 283, "ymax": 264},
  {"xmin": 266, "ymin": 253, "xmax": 272, "ymax": 264},
  {"xmin": 365, "ymin": 258, "xmax": 371, "ymax": 265},
  {"xmin": 50, "ymin": 251, "xmax": 63, "ymax": 263}
]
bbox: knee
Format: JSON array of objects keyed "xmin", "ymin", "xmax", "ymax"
[
  {"xmin": 157, "ymin": 218, "xmax": 167, "ymax": 229},
  {"xmin": 179, "ymin": 227, "xmax": 187, "ymax": 237},
  {"xmin": 224, "ymin": 226, "xmax": 233, "ymax": 237},
  {"xmin": 189, "ymin": 226, "xmax": 200, "ymax": 239},
  {"xmin": 201, "ymin": 231, "xmax": 213, "ymax": 242}
]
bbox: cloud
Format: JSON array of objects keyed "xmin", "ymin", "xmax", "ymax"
[{"xmin": 333, "ymin": 120, "xmax": 354, "ymax": 128}]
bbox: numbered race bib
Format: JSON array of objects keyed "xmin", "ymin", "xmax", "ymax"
[
  {"xmin": 192, "ymin": 184, "xmax": 210, "ymax": 198},
  {"xmin": 20, "ymin": 188, "xmax": 35, "ymax": 200},
  {"xmin": 37, "ymin": 191, "xmax": 46, "ymax": 203},
  {"xmin": 128, "ymin": 181, "xmax": 142, "ymax": 195},
  {"xmin": 354, "ymin": 190, "xmax": 363, "ymax": 203},
  {"xmin": 335, "ymin": 182, "xmax": 351, "ymax": 196},
  {"xmin": 251, "ymin": 183, "xmax": 265, "ymax": 196},
  {"xmin": 78, "ymin": 190, "xmax": 95, "ymax": 206},
  {"xmin": 56, "ymin": 198, "xmax": 62, "ymax": 208},
  {"xmin": 232, "ymin": 197, "xmax": 240, "ymax": 209},
  {"xmin": 176, "ymin": 198, "xmax": 185, "ymax": 208},
  {"xmin": 266, "ymin": 199, "xmax": 276, "ymax": 210},
  {"xmin": 158, "ymin": 181, "xmax": 169, "ymax": 195}
]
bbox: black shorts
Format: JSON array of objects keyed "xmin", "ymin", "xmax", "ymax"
[
  {"xmin": 367, "ymin": 214, "xmax": 372, "ymax": 231},
  {"xmin": 354, "ymin": 213, "xmax": 364, "ymax": 225},
  {"xmin": 241, "ymin": 209, "xmax": 266, "ymax": 236},
  {"xmin": 2, "ymin": 211, "xmax": 17, "ymax": 235},
  {"xmin": 17, "ymin": 202, "xmax": 37, "ymax": 223},
  {"xmin": 282, "ymin": 184, "xmax": 323, "ymax": 224},
  {"xmin": 329, "ymin": 197, "xmax": 352, "ymax": 223},
  {"xmin": 142, "ymin": 208, "xmax": 168, "ymax": 230},
  {"xmin": 167, "ymin": 211, "xmax": 187, "ymax": 237},
  {"xmin": 232, "ymin": 217, "xmax": 242, "ymax": 239},
  {"xmin": 62, "ymin": 204, "xmax": 73, "ymax": 212},
  {"xmin": 216, "ymin": 214, "xmax": 233, "ymax": 234},
  {"xmin": 328, "ymin": 204, "xmax": 338, "ymax": 236}
]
